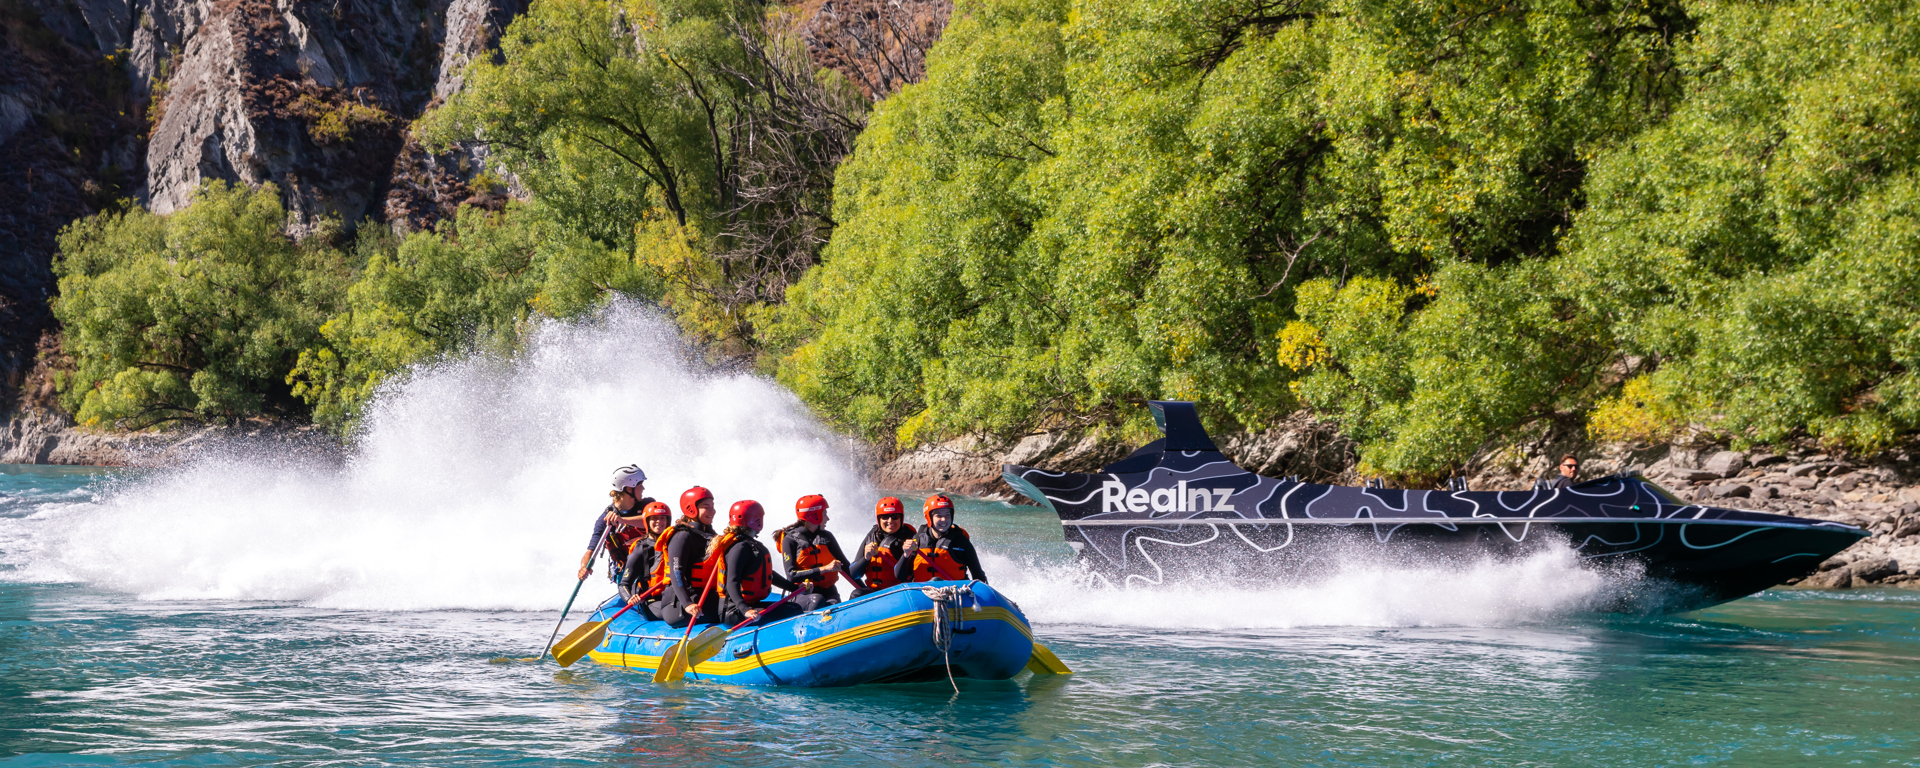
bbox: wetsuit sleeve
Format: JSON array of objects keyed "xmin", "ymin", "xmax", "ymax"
[
  {"xmin": 783, "ymin": 530, "xmax": 827, "ymax": 581},
  {"xmin": 825, "ymin": 533, "xmax": 852, "ymax": 569},
  {"xmin": 771, "ymin": 569, "xmax": 795, "ymax": 593},
  {"xmin": 846, "ymin": 530, "xmax": 879, "ymax": 581},
  {"xmin": 620, "ymin": 546, "xmax": 649, "ymax": 595},
  {"xmin": 586, "ymin": 514, "xmax": 608, "ymax": 551},
  {"xmin": 894, "ymin": 537, "xmax": 919, "ymax": 584},
  {"xmin": 957, "ymin": 539, "xmax": 988, "ymax": 584},
  {"xmin": 666, "ymin": 531, "xmax": 700, "ymax": 606},
  {"xmin": 723, "ymin": 545, "xmax": 749, "ymax": 609}
]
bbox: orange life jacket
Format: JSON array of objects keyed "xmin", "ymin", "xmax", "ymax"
[
  {"xmin": 910, "ymin": 526, "xmax": 972, "ymax": 582},
  {"xmin": 711, "ymin": 533, "xmax": 773, "ymax": 605},
  {"xmin": 776, "ymin": 525, "xmax": 841, "ymax": 590},
  {"xmin": 861, "ymin": 524, "xmax": 917, "ymax": 590},
  {"xmin": 653, "ymin": 521, "xmax": 713, "ymax": 593}
]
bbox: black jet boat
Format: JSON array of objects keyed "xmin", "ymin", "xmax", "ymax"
[{"xmin": 1002, "ymin": 401, "xmax": 1868, "ymax": 612}]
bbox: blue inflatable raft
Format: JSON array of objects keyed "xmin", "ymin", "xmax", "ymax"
[{"xmin": 580, "ymin": 581, "xmax": 1054, "ymax": 686}]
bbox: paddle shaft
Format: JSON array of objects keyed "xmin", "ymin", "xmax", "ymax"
[
  {"xmin": 661, "ymin": 564, "xmax": 723, "ymax": 678},
  {"xmin": 725, "ymin": 586, "xmax": 805, "ymax": 632},
  {"xmin": 534, "ymin": 528, "xmax": 613, "ymax": 660}
]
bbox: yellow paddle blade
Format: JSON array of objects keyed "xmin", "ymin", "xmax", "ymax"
[
  {"xmin": 652, "ymin": 640, "xmax": 689, "ymax": 683},
  {"xmin": 1026, "ymin": 642, "xmax": 1072, "ymax": 675},
  {"xmin": 683, "ymin": 627, "xmax": 730, "ymax": 667},
  {"xmin": 550, "ymin": 619, "xmax": 611, "ymax": 668}
]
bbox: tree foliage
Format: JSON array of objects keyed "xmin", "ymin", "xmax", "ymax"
[
  {"xmin": 51, "ymin": 182, "xmax": 349, "ymax": 428},
  {"xmin": 288, "ymin": 204, "xmax": 632, "ymax": 429},
  {"xmin": 774, "ymin": 0, "xmax": 1695, "ymax": 461},
  {"xmin": 419, "ymin": 0, "xmax": 865, "ymax": 353}
]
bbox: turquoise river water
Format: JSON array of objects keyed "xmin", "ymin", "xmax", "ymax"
[
  {"xmin": 3, "ymin": 311, "xmax": 1918, "ymax": 766},
  {"xmin": 4, "ymin": 463, "xmax": 1920, "ymax": 767}
]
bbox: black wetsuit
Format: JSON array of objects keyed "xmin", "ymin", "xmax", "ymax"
[
  {"xmin": 618, "ymin": 530, "xmax": 666, "ymax": 620},
  {"xmin": 779, "ymin": 525, "xmax": 851, "ymax": 611},
  {"xmin": 720, "ymin": 537, "xmax": 799, "ymax": 626},
  {"xmin": 895, "ymin": 525, "xmax": 988, "ymax": 584},
  {"xmin": 846, "ymin": 524, "xmax": 915, "ymax": 597},
  {"xmin": 657, "ymin": 520, "xmax": 718, "ymax": 627}
]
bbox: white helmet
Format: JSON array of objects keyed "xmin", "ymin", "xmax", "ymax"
[{"xmin": 611, "ymin": 464, "xmax": 647, "ymax": 491}]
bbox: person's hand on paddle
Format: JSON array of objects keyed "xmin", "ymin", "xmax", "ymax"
[
  {"xmin": 745, "ymin": 608, "xmax": 762, "ymax": 621},
  {"xmin": 628, "ymin": 592, "xmax": 647, "ymax": 606},
  {"xmin": 823, "ymin": 560, "xmax": 844, "ymax": 574},
  {"xmin": 902, "ymin": 540, "xmax": 919, "ymax": 555},
  {"xmin": 863, "ymin": 542, "xmax": 877, "ymax": 557}
]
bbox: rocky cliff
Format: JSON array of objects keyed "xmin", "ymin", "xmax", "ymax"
[{"xmin": 0, "ymin": 0, "xmax": 524, "ymax": 411}]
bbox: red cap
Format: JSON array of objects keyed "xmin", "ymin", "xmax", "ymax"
[
  {"xmin": 679, "ymin": 486, "xmax": 714, "ymax": 519},
  {"xmin": 641, "ymin": 501, "xmax": 670, "ymax": 519},
  {"xmin": 796, "ymin": 494, "xmax": 828, "ymax": 526},
  {"xmin": 923, "ymin": 494, "xmax": 954, "ymax": 525},
  {"xmin": 874, "ymin": 497, "xmax": 905, "ymax": 518},
  {"xmin": 729, "ymin": 500, "xmax": 766, "ymax": 532}
]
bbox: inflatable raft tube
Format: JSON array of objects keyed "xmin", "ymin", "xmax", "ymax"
[{"xmin": 583, "ymin": 580, "xmax": 1040, "ymax": 686}]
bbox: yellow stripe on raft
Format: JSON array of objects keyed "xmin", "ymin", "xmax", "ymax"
[{"xmin": 586, "ymin": 606, "xmax": 1031, "ymax": 675}]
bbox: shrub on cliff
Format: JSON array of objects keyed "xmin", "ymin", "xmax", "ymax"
[{"xmin": 51, "ymin": 181, "xmax": 349, "ymax": 428}]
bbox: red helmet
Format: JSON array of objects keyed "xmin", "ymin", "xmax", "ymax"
[
  {"xmin": 923, "ymin": 494, "xmax": 954, "ymax": 525},
  {"xmin": 729, "ymin": 500, "xmax": 766, "ymax": 532},
  {"xmin": 874, "ymin": 497, "xmax": 905, "ymax": 518},
  {"xmin": 641, "ymin": 501, "xmax": 671, "ymax": 520},
  {"xmin": 680, "ymin": 486, "xmax": 714, "ymax": 519},
  {"xmin": 796, "ymin": 494, "xmax": 828, "ymax": 526}
]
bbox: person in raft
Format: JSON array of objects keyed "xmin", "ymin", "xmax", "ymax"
[
  {"xmin": 655, "ymin": 486, "xmax": 721, "ymax": 627},
  {"xmin": 896, "ymin": 494, "xmax": 988, "ymax": 584},
  {"xmin": 578, "ymin": 464, "xmax": 656, "ymax": 584},
  {"xmin": 707, "ymin": 500, "xmax": 804, "ymax": 625},
  {"xmin": 775, "ymin": 494, "xmax": 852, "ymax": 611},
  {"xmin": 617, "ymin": 501, "xmax": 674, "ymax": 619},
  {"xmin": 847, "ymin": 496, "xmax": 915, "ymax": 598}
]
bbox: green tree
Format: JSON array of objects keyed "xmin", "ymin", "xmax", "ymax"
[
  {"xmin": 51, "ymin": 181, "xmax": 349, "ymax": 428},
  {"xmin": 288, "ymin": 203, "xmax": 633, "ymax": 429},
  {"xmin": 773, "ymin": 0, "xmax": 1690, "ymax": 459},
  {"xmin": 419, "ymin": 0, "xmax": 864, "ymax": 353}
]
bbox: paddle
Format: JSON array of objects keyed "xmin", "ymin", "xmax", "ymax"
[
  {"xmin": 658, "ymin": 586, "xmax": 809, "ymax": 683},
  {"xmin": 494, "ymin": 526, "xmax": 612, "ymax": 663},
  {"xmin": 549, "ymin": 582, "xmax": 665, "ymax": 668},
  {"xmin": 652, "ymin": 565, "xmax": 723, "ymax": 682},
  {"xmin": 1026, "ymin": 641, "xmax": 1072, "ymax": 675}
]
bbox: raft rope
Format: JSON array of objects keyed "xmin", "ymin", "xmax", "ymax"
[{"xmin": 918, "ymin": 584, "xmax": 977, "ymax": 695}]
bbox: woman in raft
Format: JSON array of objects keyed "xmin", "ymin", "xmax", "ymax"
[
  {"xmin": 653, "ymin": 486, "xmax": 720, "ymax": 627},
  {"xmin": 847, "ymin": 497, "xmax": 915, "ymax": 597},
  {"xmin": 706, "ymin": 500, "xmax": 808, "ymax": 625},
  {"xmin": 897, "ymin": 494, "xmax": 988, "ymax": 584},
  {"xmin": 775, "ymin": 495, "xmax": 852, "ymax": 611},
  {"xmin": 616, "ymin": 501, "xmax": 673, "ymax": 619}
]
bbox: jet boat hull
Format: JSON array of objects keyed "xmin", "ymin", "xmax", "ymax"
[{"xmin": 1004, "ymin": 402, "xmax": 1868, "ymax": 612}]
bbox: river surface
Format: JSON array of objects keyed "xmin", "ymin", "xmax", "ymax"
[{"xmin": 5, "ymin": 464, "xmax": 1920, "ymax": 767}]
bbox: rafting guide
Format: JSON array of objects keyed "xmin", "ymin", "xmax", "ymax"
[{"xmin": 529, "ymin": 464, "xmax": 1070, "ymax": 685}]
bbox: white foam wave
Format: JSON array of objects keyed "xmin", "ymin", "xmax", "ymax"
[
  {"xmin": 985, "ymin": 547, "xmax": 1616, "ymax": 629},
  {"xmin": 4, "ymin": 303, "xmax": 874, "ymax": 610}
]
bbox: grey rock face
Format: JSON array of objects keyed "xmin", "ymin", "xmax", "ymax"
[
  {"xmin": 21, "ymin": 0, "xmax": 526, "ymax": 233},
  {"xmin": 1851, "ymin": 557, "xmax": 1900, "ymax": 583},
  {"xmin": 1703, "ymin": 450, "xmax": 1746, "ymax": 478}
]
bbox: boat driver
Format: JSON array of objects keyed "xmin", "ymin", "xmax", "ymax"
[{"xmin": 1552, "ymin": 455, "xmax": 1580, "ymax": 489}]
